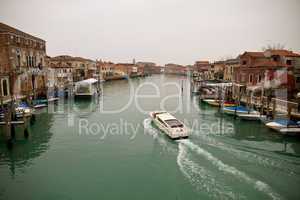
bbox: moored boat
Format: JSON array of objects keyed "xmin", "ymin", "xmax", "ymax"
[
  {"xmin": 237, "ymin": 113, "xmax": 262, "ymax": 121},
  {"xmin": 222, "ymin": 106, "xmax": 259, "ymax": 116},
  {"xmin": 149, "ymin": 111, "xmax": 189, "ymax": 140},
  {"xmin": 74, "ymin": 78, "xmax": 99, "ymax": 99},
  {"xmin": 265, "ymin": 119, "xmax": 300, "ymax": 135},
  {"xmin": 202, "ymin": 99, "xmax": 236, "ymax": 107},
  {"xmin": 15, "ymin": 102, "xmax": 33, "ymax": 118}
]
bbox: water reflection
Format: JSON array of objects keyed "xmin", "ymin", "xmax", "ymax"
[
  {"xmin": 0, "ymin": 112, "xmax": 54, "ymax": 177},
  {"xmin": 196, "ymin": 97, "xmax": 300, "ymax": 157}
]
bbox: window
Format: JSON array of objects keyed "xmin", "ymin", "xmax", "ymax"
[
  {"xmin": 29, "ymin": 56, "xmax": 32, "ymax": 67},
  {"xmin": 258, "ymin": 74, "xmax": 262, "ymax": 82},
  {"xmin": 17, "ymin": 55, "xmax": 21, "ymax": 68},
  {"xmin": 26, "ymin": 56, "xmax": 29, "ymax": 67},
  {"xmin": 296, "ymin": 77, "xmax": 300, "ymax": 83},
  {"xmin": 157, "ymin": 117, "xmax": 167, "ymax": 127},
  {"xmin": 249, "ymin": 74, "xmax": 253, "ymax": 83},
  {"xmin": 34, "ymin": 56, "xmax": 37, "ymax": 67},
  {"xmin": 242, "ymin": 60, "xmax": 247, "ymax": 65},
  {"xmin": 2, "ymin": 79, "xmax": 9, "ymax": 96},
  {"xmin": 286, "ymin": 60, "xmax": 292, "ymax": 65},
  {"xmin": 31, "ymin": 56, "xmax": 34, "ymax": 67}
]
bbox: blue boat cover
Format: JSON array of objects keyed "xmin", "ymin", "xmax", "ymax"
[
  {"xmin": 274, "ymin": 119, "xmax": 298, "ymax": 126},
  {"xmin": 223, "ymin": 106, "xmax": 249, "ymax": 112}
]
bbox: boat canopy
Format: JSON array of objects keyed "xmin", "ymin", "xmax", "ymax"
[
  {"xmin": 206, "ymin": 82, "xmax": 232, "ymax": 87},
  {"xmin": 75, "ymin": 78, "xmax": 98, "ymax": 86},
  {"xmin": 165, "ymin": 119, "xmax": 183, "ymax": 128}
]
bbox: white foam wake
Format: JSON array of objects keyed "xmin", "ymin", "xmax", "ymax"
[
  {"xmin": 143, "ymin": 118, "xmax": 176, "ymax": 153},
  {"xmin": 177, "ymin": 143, "xmax": 240, "ymax": 199},
  {"xmin": 180, "ymin": 140, "xmax": 281, "ymax": 200},
  {"xmin": 196, "ymin": 134, "xmax": 287, "ymax": 171}
]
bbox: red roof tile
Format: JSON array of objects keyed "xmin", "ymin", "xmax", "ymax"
[
  {"xmin": 252, "ymin": 60, "xmax": 289, "ymax": 68},
  {"xmin": 0, "ymin": 22, "xmax": 45, "ymax": 42},
  {"xmin": 242, "ymin": 51, "xmax": 265, "ymax": 58},
  {"xmin": 266, "ymin": 50, "xmax": 300, "ymax": 57}
]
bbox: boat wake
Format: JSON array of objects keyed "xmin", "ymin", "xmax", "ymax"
[
  {"xmin": 143, "ymin": 118, "xmax": 281, "ymax": 200},
  {"xmin": 194, "ymin": 134, "xmax": 292, "ymax": 173},
  {"xmin": 179, "ymin": 139, "xmax": 281, "ymax": 200},
  {"xmin": 143, "ymin": 118, "xmax": 176, "ymax": 153},
  {"xmin": 177, "ymin": 143, "xmax": 239, "ymax": 199}
]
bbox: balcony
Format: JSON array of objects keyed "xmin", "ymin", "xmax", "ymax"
[{"xmin": 57, "ymin": 73, "xmax": 69, "ymax": 78}]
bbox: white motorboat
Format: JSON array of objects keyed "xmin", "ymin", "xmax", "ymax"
[
  {"xmin": 74, "ymin": 78, "xmax": 98, "ymax": 98},
  {"xmin": 222, "ymin": 106, "xmax": 260, "ymax": 116},
  {"xmin": 149, "ymin": 111, "xmax": 189, "ymax": 140},
  {"xmin": 237, "ymin": 113, "xmax": 263, "ymax": 121},
  {"xmin": 265, "ymin": 119, "xmax": 300, "ymax": 135},
  {"xmin": 15, "ymin": 102, "xmax": 33, "ymax": 118}
]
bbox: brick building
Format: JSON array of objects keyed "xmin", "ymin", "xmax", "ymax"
[
  {"xmin": 0, "ymin": 22, "xmax": 47, "ymax": 102},
  {"xmin": 114, "ymin": 63, "xmax": 133, "ymax": 77},
  {"xmin": 164, "ymin": 63, "xmax": 187, "ymax": 76},
  {"xmin": 136, "ymin": 62, "xmax": 161, "ymax": 75},
  {"xmin": 48, "ymin": 55, "xmax": 98, "ymax": 83},
  {"xmin": 213, "ymin": 61, "xmax": 225, "ymax": 80},
  {"xmin": 233, "ymin": 50, "xmax": 300, "ymax": 99},
  {"xmin": 193, "ymin": 61, "xmax": 213, "ymax": 80},
  {"xmin": 224, "ymin": 58, "xmax": 240, "ymax": 81},
  {"xmin": 46, "ymin": 56, "xmax": 74, "ymax": 89},
  {"xmin": 97, "ymin": 60, "xmax": 115, "ymax": 79}
]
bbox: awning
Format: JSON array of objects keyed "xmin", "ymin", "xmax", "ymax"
[{"xmin": 75, "ymin": 78, "xmax": 98, "ymax": 85}]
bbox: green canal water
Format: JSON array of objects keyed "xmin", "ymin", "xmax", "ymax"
[{"xmin": 1, "ymin": 75, "xmax": 300, "ymax": 200}]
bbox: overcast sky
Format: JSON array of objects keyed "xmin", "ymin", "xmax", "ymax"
[{"xmin": 1, "ymin": 0, "xmax": 300, "ymax": 65}]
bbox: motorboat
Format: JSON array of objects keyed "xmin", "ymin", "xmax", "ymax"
[
  {"xmin": 222, "ymin": 106, "xmax": 260, "ymax": 116},
  {"xmin": 15, "ymin": 102, "xmax": 33, "ymax": 118},
  {"xmin": 237, "ymin": 113, "xmax": 262, "ymax": 120},
  {"xmin": 149, "ymin": 111, "xmax": 189, "ymax": 140},
  {"xmin": 202, "ymin": 99, "xmax": 236, "ymax": 107},
  {"xmin": 265, "ymin": 119, "xmax": 300, "ymax": 135},
  {"xmin": 74, "ymin": 78, "xmax": 99, "ymax": 98},
  {"xmin": 32, "ymin": 99, "xmax": 48, "ymax": 109}
]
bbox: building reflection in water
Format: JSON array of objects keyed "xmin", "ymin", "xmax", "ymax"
[{"xmin": 0, "ymin": 112, "xmax": 54, "ymax": 178}]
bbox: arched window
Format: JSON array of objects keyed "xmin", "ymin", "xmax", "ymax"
[{"xmin": 2, "ymin": 79, "xmax": 8, "ymax": 96}]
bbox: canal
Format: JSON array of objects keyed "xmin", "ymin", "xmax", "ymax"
[{"xmin": 0, "ymin": 75, "xmax": 300, "ymax": 200}]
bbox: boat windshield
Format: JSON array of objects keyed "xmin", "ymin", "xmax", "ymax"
[{"xmin": 165, "ymin": 119, "xmax": 183, "ymax": 128}]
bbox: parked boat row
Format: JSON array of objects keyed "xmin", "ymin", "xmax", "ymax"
[
  {"xmin": 203, "ymin": 101, "xmax": 300, "ymax": 135},
  {"xmin": 202, "ymin": 99, "xmax": 236, "ymax": 107},
  {"xmin": 0, "ymin": 102, "xmax": 33, "ymax": 120}
]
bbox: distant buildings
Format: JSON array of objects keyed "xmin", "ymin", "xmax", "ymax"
[
  {"xmin": 97, "ymin": 61, "xmax": 115, "ymax": 80},
  {"xmin": 136, "ymin": 62, "xmax": 162, "ymax": 75},
  {"xmin": 192, "ymin": 61, "xmax": 213, "ymax": 80},
  {"xmin": 164, "ymin": 63, "xmax": 187, "ymax": 76},
  {"xmin": 233, "ymin": 50, "xmax": 300, "ymax": 99},
  {"xmin": 224, "ymin": 58, "xmax": 239, "ymax": 82},
  {"xmin": 47, "ymin": 55, "xmax": 101, "ymax": 90},
  {"xmin": 0, "ymin": 22, "xmax": 47, "ymax": 102},
  {"xmin": 46, "ymin": 56, "xmax": 74, "ymax": 89},
  {"xmin": 1, "ymin": 21, "xmax": 300, "ymax": 103},
  {"xmin": 213, "ymin": 61, "xmax": 225, "ymax": 80},
  {"xmin": 235, "ymin": 50, "xmax": 300, "ymax": 88}
]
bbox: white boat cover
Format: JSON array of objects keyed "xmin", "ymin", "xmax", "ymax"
[{"xmin": 76, "ymin": 78, "xmax": 98, "ymax": 85}]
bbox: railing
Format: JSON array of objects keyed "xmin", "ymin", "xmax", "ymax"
[{"xmin": 240, "ymin": 96, "xmax": 299, "ymax": 114}]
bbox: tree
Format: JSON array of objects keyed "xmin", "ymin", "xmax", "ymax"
[{"xmin": 262, "ymin": 43, "xmax": 286, "ymax": 51}]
